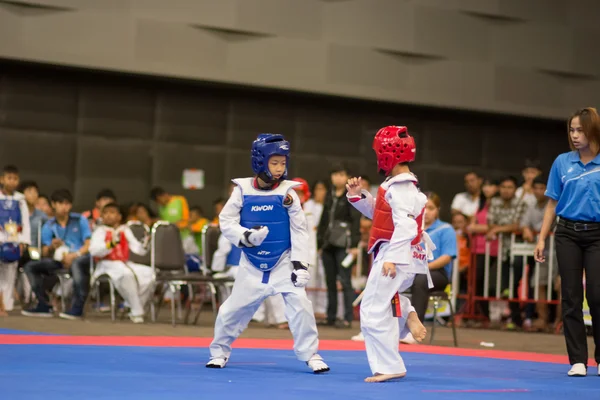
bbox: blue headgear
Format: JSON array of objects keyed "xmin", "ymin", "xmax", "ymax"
[{"xmin": 251, "ymin": 134, "xmax": 290, "ymax": 182}]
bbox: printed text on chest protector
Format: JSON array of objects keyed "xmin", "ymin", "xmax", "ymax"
[{"xmin": 251, "ymin": 205, "xmax": 274, "ymax": 212}]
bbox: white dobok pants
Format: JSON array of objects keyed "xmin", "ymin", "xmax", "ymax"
[
  {"xmin": 210, "ymin": 256, "xmax": 319, "ymax": 362},
  {"xmin": 360, "ymin": 252, "xmax": 423, "ymax": 375},
  {"xmin": 92, "ymin": 260, "xmax": 154, "ymax": 317},
  {"xmin": 0, "ymin": 261, "xmax": 18, "ymax": 311}
]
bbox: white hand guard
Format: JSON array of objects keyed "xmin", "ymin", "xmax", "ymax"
[
  {"xmin": 291, "ymin": 261, "xmax": 310, "ymax": 288},
  {"xmin": 240, "ymin": 226, "xmax": 269, "ymax": 247}
]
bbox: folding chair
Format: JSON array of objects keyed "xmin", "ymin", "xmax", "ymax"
[
  {"xmin": 187, "ymin": 224, "xmax": 232, "ymax": 324},
  {"xmin": 90, "ymin": 255, "xmax": 119, "ymax": 321},
  {"xmin": 149, "ymin": 222, "xmax": 229, "ymax": 327},
  {"xmin": 428, "ymin": 289, "xmax": 459, "ymax": 347}
]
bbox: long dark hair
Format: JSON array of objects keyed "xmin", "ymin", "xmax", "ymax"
[{"xmin": 478, "ymin": 178, "xmax": 498, "ymax": 213}]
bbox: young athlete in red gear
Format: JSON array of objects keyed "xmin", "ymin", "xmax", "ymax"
[{"xmin": 346, "ymin": 126, "xmax": 433, "ymax": 383}]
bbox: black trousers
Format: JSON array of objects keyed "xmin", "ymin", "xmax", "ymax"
[
  {"xmin": 411, "ymin": 269, "xmax": 449, "ymax": 322},
  {"xmin": 475, "ymin": 254, "xmax": 496, "ymax": 319},
  {"xmin": 502, "ymin": 256, "xmax": 524, "ymax": 327},
  {"xmin": 321, "ymin": 246, "xmax": 355, "ymax": 323},
  {"xmin": 555, "ymin": 224, "xmax": 600, "ymax": 365}
]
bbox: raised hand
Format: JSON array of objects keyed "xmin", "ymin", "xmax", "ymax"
[{"xmin": 346, "ymin": 177, "xmax": 363, "ymax": 197}]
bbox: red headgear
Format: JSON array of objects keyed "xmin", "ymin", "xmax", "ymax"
[
  {"xmin": 372, "ymin": 126, "xmax": 416, "ymax": 176},
  {"xmin": 292, "ymin": 178, "xmax": 311, "ymax": 203}
]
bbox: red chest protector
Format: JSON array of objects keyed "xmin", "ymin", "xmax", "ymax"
[
  {"xmin": 367, "ymin": 184, "xmax": 424, "ymax": 253},
  {"xmin": 102, "ymin": 229, "xmax": 129, "ymax": 262}
]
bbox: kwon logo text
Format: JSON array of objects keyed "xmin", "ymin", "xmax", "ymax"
[{"xmin": 251, "ymin": 205, "xmax": 274, "ymax": 212}]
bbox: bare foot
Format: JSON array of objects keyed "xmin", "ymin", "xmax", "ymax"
[
  {"xmin": 406, "ymin": 311, "xmax": 427, "ymax": 342},
  {"xmin": 364, "ymin": 372, "xmax": 406, "ymax": 382},
  {"xmin": 0, "ymin": 310, "xmax": 8, "ymax": 317}
]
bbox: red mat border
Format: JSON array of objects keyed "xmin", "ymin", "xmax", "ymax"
[{"xmin": 1, "ymin": 334, "xmax": 590, "ymax": 365}]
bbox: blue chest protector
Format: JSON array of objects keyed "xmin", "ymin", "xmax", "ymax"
[
  {"xmin": 0, "ymin": 196, "xmax": 23, "ymax": 262},
  {"xmin": 226, "ymin": 246, "xmax": 242, "ymax": 267},
  {"xmin": 0, "ymin": 197, "xmax": 23, "ymax": 229},
  {"xmin": 235, "ymin": 178, "xmax": 299, "ymax": 272}
]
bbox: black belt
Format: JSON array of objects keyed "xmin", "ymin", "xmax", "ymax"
[{"xmin": 557, "ymin": 218, "xmax": 600, "ymax": 232}]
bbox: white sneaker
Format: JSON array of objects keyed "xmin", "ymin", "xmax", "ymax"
[
  {"xmin": 307, "ymin": 354, "xmax": 330, "ymax": 373},
  {"xmin": 567, "ymin": 363, "xmax": 587, "ymax": 377},
  {"xmin": 351, "ymin": 332, "xmax": 364, "ymax": 341},
  {"xmin": 129, "ymin": 315, "xmax": 144, "ymax": 324},
  {"xmin": 206, "ymin": 357, "xmax": 228, "ymax": 369}
]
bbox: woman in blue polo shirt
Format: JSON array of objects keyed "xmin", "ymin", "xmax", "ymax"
[
  {"xmin": 410, "ymin": 192, "xmax": 457, "ymax": 322},
  {"xmin": 535, "ymin": 107, "xmax": 600, "ymax": 377}
]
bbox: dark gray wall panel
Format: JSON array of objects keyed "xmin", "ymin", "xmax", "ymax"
[
  {"xmin": 73, "ymin": 137, "xmax": 152, "ymax": 208},
  {"xmin": 0, "ymin": 129, "xmax": 76, "ymax": 195},
  {"xmin": 230, "ymin": 99, "xmax": 297, "ymax": 150},
  {"xmin": 425, "ymin": 122, "xmax": 484, "ymax": 168},
  {"xmin": 0, "ymin": 75, "xmax": 77, "ymax": 133},
  {"xmin": 79, "ymin": 84, "xmax": 155, "ymax": 139},
  {"xmin": 297, "ymin": 108, "xmax": 363, "ymax": 158},
  {"xmin": 156, "ymin": 91, "xmax": 229, "ymax": 146}
]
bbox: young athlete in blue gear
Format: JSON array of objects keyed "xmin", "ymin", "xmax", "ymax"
[{"xmin": 206, "ymin": 134, "xmax": 330, "ymax": 374}]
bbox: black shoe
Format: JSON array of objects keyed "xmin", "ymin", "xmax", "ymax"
[
  {"xmin": 21, "ymin": 305, "xmax": 54, "ymax": 318},
  {"xmin": 317, "ymin": 320, "xmax": 336, "ymax": 327},
  {"xmin": 335, "ymin": 320, "xmax": 352, "ymax": 329}
]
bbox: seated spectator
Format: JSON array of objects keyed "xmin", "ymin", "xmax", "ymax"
[
  {"xmin": 18, "ymin": 181, "xmax": 48, "ymax": 248},
  {"xmin": 520, "ymin": 176, "xmax": 558, "ymax": 332},
  {"xmin": 451, "ymin": 212, "xmax": 471, "ymax": 272},
  {"xmin": 89, "ymin": 203, "xmax": 153, "ymax": 324},
  {"xmin": 151, "ymin": 187, "xmax": 190, "ymax": 237},
  {"xmin": 487, "ymin": 176, "xmax": 528, "ymax": 329},
  {"xmin": 21, "ymin": 189, "xmax": 91, "ymax": 319},
  {"xmin": 451, "ymin": 171, "xmax": 482, "ymax": 217},
  {"xmin": 0, "ymin": 165, "xmax": 31, "ymax": 316},
  {"xmin": 211, "ymin": 229, "xmax": 242, "ymax": 278},
  {"xmin": 189, "ymin": 206, "xmax": 209, "ymax": 255},
  {"xmin": 410, "ymin": 192, "xmax": 457, "ymax": 322},
  {"xmin": 211, "ymin": 184, "xmax": 236, "ymax": 224},
  {"xmin": 82, "ymin": 189, "xmax": 117, "ymax": 231},
  {"xmin": 36, "ymin": 194, "xmax": 53, "ymax": 218},
  {"xmin": 212, "ymin": 197, "xmax": 226, "ymax": 224},
  {"xmin": 516, "ymin": 159, "xmax": 542, "ymax": 209},
  {"xmin": 135, "ymin": 203, "xmax": 157, "ymax": 228}
]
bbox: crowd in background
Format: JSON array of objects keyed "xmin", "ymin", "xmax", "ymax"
[{"xmin": 0, "ymin": 156, "xmax": 562, "ymax": 334}]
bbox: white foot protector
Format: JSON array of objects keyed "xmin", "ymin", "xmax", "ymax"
[
  {"xmin": 351, "ymin": 332, "xmax": 365, "ymax": 341},
  {"xmin": 568, "ymin": 363, "xmax": 586, "ymax": 377},
  {"xmin": 307, "ymin": 354, "xmax": 330, "ymax": 374},
  {"xmin": 400, "ymin": 332, "xmax": 418, "ymax": 345},
  {"xmin": 206, "ymin": 357, "xmax": 228, "ymax": 369}
]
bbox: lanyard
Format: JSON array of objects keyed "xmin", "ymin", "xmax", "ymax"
[{"xmin": 52, "ymin": 217, "xmax": 73, "ymax": 242}]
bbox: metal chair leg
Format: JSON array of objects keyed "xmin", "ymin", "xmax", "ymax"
[
  {"xmin": 109, "ymin": 280, "xmax": 116, "ymax": 322},
  {"xmin": 170, "ymin": 284, "xmax": 177, "ymax": 327},
  {"xmin": 192, "ymin": 285, "xmax": 205, "ymax": 325},
  {"xmin": 95, "ymin": 282, "xmax": 101, "ymax": 311},
  {"xmin": 207, "ymin": 282, "xmax": 218, "ymax": 316},
  {"xmin": 59, "ymin": 277, "xmax": 67, "ymax": 313},
  {"xmin": 429, "ymin": 299, "xmax": 439, "ymax": 345},
  {"xmin": 447, "ymin": 297, "xmax": 459, "ymax": 347},
  {"xmin": 183, "ymin": 284, "xmax": 195, "ymax": 325}
]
